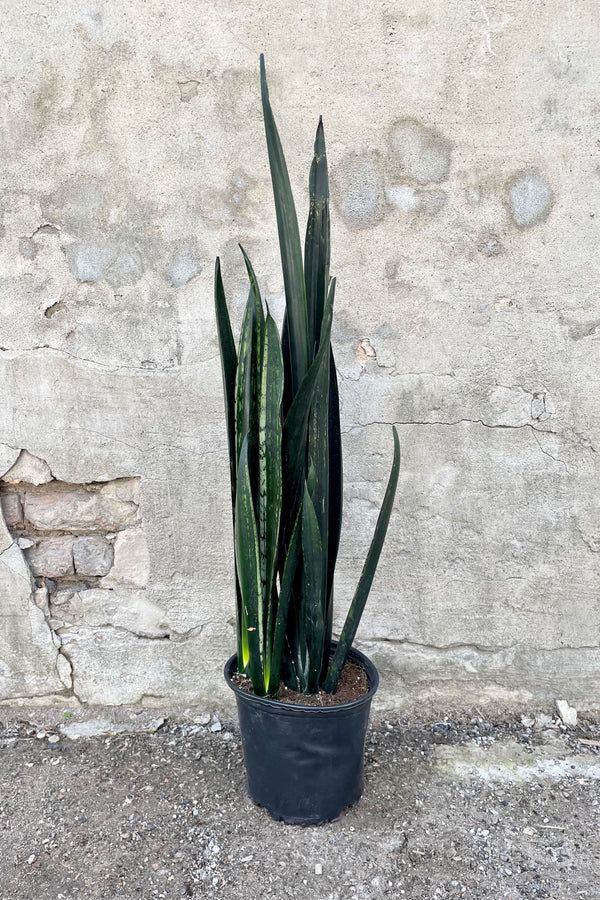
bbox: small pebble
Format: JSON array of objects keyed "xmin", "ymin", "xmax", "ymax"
[
  {"xmin": 47, "ymin": 734, "xmax": 60, "ymax": 744},
  {"xmin": 315, "ymin": 863, "xmax": 323, "ymax": 875},
  {"xmin": 210, "ymin": 721, "xmax": 222, "ymax": 733},
  {"xmin": 26, "ymin": 854, "xmax": 36, "ymax": 865}
]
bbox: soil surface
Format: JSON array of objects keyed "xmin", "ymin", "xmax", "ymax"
[
  {"xmin": 232, "ymin": 659, "xmax": 368, "ymax": 706},
  {"xmin": 0, "ymin": 706, "xmax": 599, "ymax": 899}
]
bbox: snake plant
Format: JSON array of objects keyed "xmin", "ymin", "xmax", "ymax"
[{"xmin": 215, "ymin": 55, "xmax": 400, "ymax": 697}]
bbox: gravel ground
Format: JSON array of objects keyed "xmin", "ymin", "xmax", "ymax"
[{"xmin": 0, "ymin": 706, "xmax": 599, "ymax": 899}]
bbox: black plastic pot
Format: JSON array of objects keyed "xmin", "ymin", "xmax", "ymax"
[{"xmin": 224, "ymin": 643, "xmax": 379, "ymax": 825}]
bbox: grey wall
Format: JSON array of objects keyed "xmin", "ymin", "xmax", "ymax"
[{"xmin": 1, "ymin": 1, "xmax": 598, "ymax": 710}]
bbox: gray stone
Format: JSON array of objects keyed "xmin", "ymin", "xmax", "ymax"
[
  {"xmin": 100, "ymin": 478, "xmax": 140, "ymax": 506},
  {"xmin": 24, "ymin": 537, "xmax": 74, "ymax": 577},
  {"xmin": 2, "ymin": 450, "xmax": 52, "ymax": 485},
  {"xmin": 52, "ymin": 587, "xmax": 170, "ymax": 639},
  {"xmin": 0, "ymin": 447, "xmax": 20, "ymax": 478},
  {"xmin": 507, "ymin": 172, "xmax": 553, "ymax": 227},
  {"xmin": 101, "ymin": 527, "xmax": 149, "ymax": 588},
  {"xmin": 24, "ymin": 487, "xmax": 139, "ymax": 532},
  {"xmin": 0, "ymin": 543, "xmax": 65, "ymax": 701},
  {"xmin": 0, "ymin": 492, "xmax": 23, "ymax": 527},
  {"xmin": 73, "ymin": 536, "xmax": 114, "ymax": 576},
  {"xmin": 60, "ymin": 714, "xmax": 165, "ymax": 740},
  {"xmin": 555, "ymin": 699, "xmax": 577, "ymax": 728}
]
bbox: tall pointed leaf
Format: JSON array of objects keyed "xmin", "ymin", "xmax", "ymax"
[
  {"xmin": 234, "ymin": 289, "xmax": 256, "ymax": 464},
  {"xmin": 259, "ymin": 310, "xmax": 284, "ymax": 684},
  {"xmin": 304, "ymin": 117, "xmax": 330, "ymax": 357},
  {"xmin": 234, "ymin": 284, "xmax": 264, "ymax": 509},
  {"xmin": 307, "ymin": 330, "xmax": 330, "ymax": 680},
  {"xmin": 267, "ymin": 504, "xmax": 302, "ymax": 696},
  {"xmin": 239, "ymin": 244, "xmax": 266, "ymax": 317},
  {"xmin": 214, "ymin": 258, "xmax": 244, "ymax": 664},
  {"xmin": 301, "ymin": 482, "xmax": 325, "ymax": 693},
  {"xmin": 214, "ymin": 258, "xmax": 238, "ymax": 509},
  {"xmin": 323, "ymin": 348, "xmax": 343, "ymax": 664},
  {"xmin": 281, "ymin": 278, "xmax": 335, "ymax": 551},
  {"xmin": 280, "ymin": 309, "xmax": 293, "ymax": 419},
  {"xmin": 323, "ymin": 427, "xmax": 401, "ymax": 693},
  {"xmin": 260, "ymin": 54, "xmax": 309, "ymax": 396},
  {"xmin": 235, "ymin": 436, "xmax": 265, "ymax": 695}
]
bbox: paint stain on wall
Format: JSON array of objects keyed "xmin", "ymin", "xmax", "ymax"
[
  {"xmin": 507, "ymin": 171, "xmax": 553, "ymax": 228},
  {"xmin": 388, "ymin": 118, "xmax": 452, "ymax": 184}
]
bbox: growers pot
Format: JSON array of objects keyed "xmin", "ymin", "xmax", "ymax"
[{"xmin": 224, "ymin": 643, "xmax": 379, "ymax": 825}]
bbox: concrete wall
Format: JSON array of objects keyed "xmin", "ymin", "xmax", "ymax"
[{"xmin": 1, "ymin": 1, "xmax": 598, "ymax": 710}]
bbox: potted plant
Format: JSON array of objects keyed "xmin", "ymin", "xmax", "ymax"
[{"xmin": 215, "ymin": 55, "xmax": 400, "ymax": 825}]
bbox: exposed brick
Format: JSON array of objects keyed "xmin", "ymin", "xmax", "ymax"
[
  {"xmin": 0, "ymin": 492, "xmax": 23, "ymax": 527},
  {"xmin": 73, "ymin": 536, "xmax": 114, "ymax": 576},
  {"xmin": 24, "ymin": 537, "xmax": 74, "ymax": 577},
  {"xmin": 24, "ymin": 487, "xmax": 139, "ymax": 532}
]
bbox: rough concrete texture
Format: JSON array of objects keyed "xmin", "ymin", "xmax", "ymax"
[
  {"xmin": 0, "ymin": 1, "xmax": 599, "ymax": 709},
  {"xmin": 1, "ymin": 707, "xmax": 600, "ymax": 899}
]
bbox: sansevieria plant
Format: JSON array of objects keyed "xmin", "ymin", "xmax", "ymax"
[{"xmin": 215, "ymin": 56, "xmax": 400, "ymax": 698}]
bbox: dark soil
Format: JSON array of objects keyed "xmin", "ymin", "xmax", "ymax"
[{"xmin": 231, "ymin": 658, "xmax": 368, "ymax": 706}]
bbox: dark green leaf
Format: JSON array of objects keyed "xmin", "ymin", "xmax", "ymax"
[
  {"xmin": 304, "ymin": 117, "xmax": 330, "ymax": 358},
  {"xmin": 234, "ymin": 284, "xmax": 263, "ymax": 511},
  {"xmin": 323, "ymin": 426, "xmax": 401, "ymax": 693},
  {"xmin": 260, "ymin": 54, "xmax": 309, "ymax": 396},
  {"xmin": 259, "ymin": 311, "xmax": 284, "ymax": 682},
  {"xmin": 239, "ymin": 245, "xmax": 266, "ymax": 327},
  {"xmin": 301, "ymin": 482, "xmax": 325, "ymax": 693},
  {"xmin": 281, "ymin": 278, "xmax": 336, "ymax": 552},
  {"xmin": 214, "ymin": 258, "xmax": 244, "ymax": 666},
  {"xmin": 323, "ymin": 348, "xmax": 343, "ymax": 665},
  {"xmin": 235, "ymin": 436, "xmax": 265, "ymax": 694},
  {"xmin": 267, "ymin": 504, "xmax": 302, "ymax": 696},
  {"xmin": 214, "ymin": 258, "xmax": 238, "ymax": 507},
  {"xmin": 307, "ymin": 328, "xmax": 330, "ymax": 681}
]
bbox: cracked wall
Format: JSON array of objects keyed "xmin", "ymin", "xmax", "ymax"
[{"xmin": 1, "ymin": 1, "xmax": 599, "ymax": 709}]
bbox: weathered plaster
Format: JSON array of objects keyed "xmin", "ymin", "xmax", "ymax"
[{"xmin": 0, "ymin": 0, "xmax": 599, "ymax": 709}]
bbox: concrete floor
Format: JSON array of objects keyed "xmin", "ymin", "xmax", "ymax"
[{"xmin": 0, "ymin": 706, "xmax": 599, "ymax": 899}]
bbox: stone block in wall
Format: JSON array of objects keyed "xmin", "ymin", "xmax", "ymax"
[
  {"xmin": 51, "ymin": 587, "xmax": 170, "ymax": 639},
  {"xmin": 24, "ymin": 536, "xmax": 74, "ymax": 577},
  {"xmin": 0, "ymin": 492, "xmax": 23, "ymax": 527},
  {"xmin": 101, "ymin": 526, "xmax": 149, "ymax": 588},
  {"xmin": 24, "ymin": 487, "xmax": 139, "ymax": 532},
  {"xmin": 100, "ymin": 478, "xmax": 140, "ymax": 506},
  {"xmin": 0, "ymin": 543, "xmax": 66, "ymax": 701},
  {"xmin": 73, "ymin": 536, "xmax": 114, "ymax": 576},
  {"xmin": 1, "ymin": 450, "xmax": 52, "ymax": 485}
]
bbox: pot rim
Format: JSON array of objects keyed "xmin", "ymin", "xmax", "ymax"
[{"xmin": 224, "ymin": 641, "xmax": 379, "ymax": 714}]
